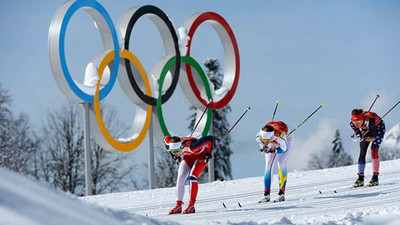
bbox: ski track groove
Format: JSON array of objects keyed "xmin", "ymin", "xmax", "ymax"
[
  {"xmin": 125, "ymin": 170, "xmax": 399, "ymax": 213},
  {"xmin": 150, "ymin": 174, "xmax": 400, "ymax": 223},
  {"xmin": 158, "ymin": 182, "xmax": 400, "ymax": 223},
  {"xmin": 180, "ymin": 190, "xmax": 400, "ymax": 224},
  {"xmin": 121, "ymin": 172, "xmax": 398, "ymax": 212}
]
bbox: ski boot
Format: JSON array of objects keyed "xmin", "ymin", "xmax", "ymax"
[
  {"xmin": 352, "ymin": 173, "xmax": 364, "ymax": 188},
  {"xmin": 258, "ymin": 195, "xmax": 271, "ymax": 203},
  {"xmin": 273, "ymin": 189, "xmax": 285, "ymax": 202},
  {"xmin": 169, "ymin": 201, "xmax": 183, "ymax": 214},
  {"xmin": 273, "ymin": 194, "xmax": 285, "ymax": 202},
  {"xmin": 367, "ymin": 174, "xmax": 379, "ymax": 187},
  {"xmin": 183, "ymin": 200, "xmax": 196, "ymax": 214},
  {"xmin": 258, "ymin": 190, "xmax": 271, "ymax": 203}
]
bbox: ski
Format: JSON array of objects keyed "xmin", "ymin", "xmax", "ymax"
[
  {"xmin": 222, "ymin": 201, "xmax": 261, "ymax": 208},
  {"xmin": 318, "ymin": 190, "xmax": 338, "ymax": 194},
  {"xmin": 319, "ymin": 183, "xmax": 380, "ymax": 194}
]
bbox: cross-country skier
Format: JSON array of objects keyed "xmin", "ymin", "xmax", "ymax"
[
  {"xmin": 350, "ymin": 109, "xmax": 386, "ymax": 187},
  {"xmin": 164, "ymin": 135, "xmax": 213, "ymax": 214},
  {"xmin": 256, "ymin": 121, "xmax": 294, "ymax": 203}
]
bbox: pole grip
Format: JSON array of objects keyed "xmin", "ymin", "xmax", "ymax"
[
  {"xmin": 271, "ymin": 100, "xmax": 280, "ymax": 121},
  {"xmin": 367, "ymin": 94, "xmax": 380, "ymax": 112}
]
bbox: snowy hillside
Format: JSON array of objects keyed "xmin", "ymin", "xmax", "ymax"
[
  {"xmin": 2, "ymin": 159, "xmax": 399, "ymax": 225},
  {"xmin": 83, "ymin": 159, "xmax": 400, "ymax": 224},
  {"xmin": 0, "ymin": 167, "xmax": 168, "ymax": 225}
]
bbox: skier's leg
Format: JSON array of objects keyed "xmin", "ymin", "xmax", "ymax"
[
  {"xmin": 276, "ymin": 134, "xmax": 294, "ymax": 193},
  {"xmin": 276, "ymin": 151, "xmax": 291, "ymax": 193},
  {"xmin": 274, "ymin": 135, "xmax": 293, "ymax": 202},
  {"xmin": 371, "ymin": 122, "xmax": 385, "ymax": 175},
  {"xmin": 369, "ymin": 122, "xmax": 385, "ymax": 186},
  {"xmin": 258, "ymin": 153, "xmax": 276, "ymax": 203},
  {"xmin": 176, "ymin": 161, "xmax": 191, "ymax": 201},
  {"xmin": 264, "ymin": 153, "xmax": 277, "ymax": 194},
  {"xmin": 170, "ymin": 161, "xmax": 190, "ymax": 214},
  {"xmin": 183, "ymin": 160, "xmax": 207, "ymax": 214},
  {"xmin": 353, "ymin": 141, "xmax": 369, "ymax": 187},
  {"xmin": 358, "ymin": 141, "xmax": 369, "ymax": 175},
  {"xmin": 187, "ymin": 160, "xmax": 207, "ymax": 201}
]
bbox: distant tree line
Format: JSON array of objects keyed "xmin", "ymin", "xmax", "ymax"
[
  {"xmin": 0, "ymin": 84, "xmax": 139, "ymax": 195},
  {"xmin": 307, "ymin": 130, "xmax": 354, "ymax": 170},
  {"xmin": 307, "ymin": 128, "xmax": 400, "ymax": 170}
]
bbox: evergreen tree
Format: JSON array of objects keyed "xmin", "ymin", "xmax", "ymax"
[
  {"xmin": 308, "ymin": 129, "xmax": 353, "ymax": 169},
  {"xmin": 188, "ymin": 58, "xmax": 233, "ymax": 181},
  {"xmin": 328, "ymin": 130, "xmax": 353, "ymax": 168}
]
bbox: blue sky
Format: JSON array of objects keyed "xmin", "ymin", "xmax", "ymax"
[{"xmin": 1, "ymin": 0, "xmax": 400, "ymax": 179}]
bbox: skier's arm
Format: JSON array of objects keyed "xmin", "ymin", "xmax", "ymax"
[
  {"xmin": 181, "ymin": 137, "xmax": 198, "ymax": 148},
  {"xmin": 190, "ymin": 136, "xmax": 211, "ymax": 150},
  {"xmin": 349, "ymin": 122, "xmax": 364, "ymax": 142},
  {"xmin": 365, "ymin": 118, "xmax": 377, "ymax": 142},
  {"xmin": 256, "ymin": 136, "xmax": 265, "ymax": 149},
  {"xmin": 256, "ymin": 131, "xmax": 265, "ymax": 149},
  {"xmin": 181, "ymin": 136, "xmax": 213, "ymax": 157},
  {"xmin": 349, "ymin": 122, "xmax": 360, "ymax": 134}
]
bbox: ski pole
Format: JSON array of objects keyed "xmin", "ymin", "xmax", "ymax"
[
  {"xmin": 367, "ymin": 94, "xmax": 380, "ymax": 112},
  {"xmin": 380, "ymin": 100, "xmax": 400, "ymax": 120},
  {"xmin": 288, "ymin": 103, "xmax": 325, "ymax": 137},
  {"xmin": 362, "ymin": 100, "xmax": 400, "ymax": 137},
  {"xmin": 207, "ymin": 106, "xmax": 251, "ymax": 159},
  {"xmin": 271, "ymin": 100, "xmax": 280, "ymax": 121},
  {"xmin": 189, "ymin": 99, "xmax": 213, "ymax": 137}
]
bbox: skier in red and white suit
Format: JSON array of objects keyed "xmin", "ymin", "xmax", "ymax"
[{"xmin": 164, "ymin": 135, "xmax": 213, "ymax": 214}]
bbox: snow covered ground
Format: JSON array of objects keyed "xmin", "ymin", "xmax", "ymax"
[{"xmin": 1, "ymin": 159, "xmax": 400, "ymax": 225}]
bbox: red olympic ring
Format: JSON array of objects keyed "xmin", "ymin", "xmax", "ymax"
[{"xmin": 184, "ymin": 12, "xmax": 240, "ymax": 109}]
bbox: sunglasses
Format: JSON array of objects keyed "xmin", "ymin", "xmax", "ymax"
[
  {"xmin": 353, "ymin": 120, "xmax": 363, "ymax": 125},
  {"xmin": 169, "ymin": 147, "xmax": 182, "ymax": 153},
  {"xmin": 260, "ymin": 137, "xmax": 273, "ymax": 143}
]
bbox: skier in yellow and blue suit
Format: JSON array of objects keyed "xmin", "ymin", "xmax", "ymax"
[{"xmin": 256, "ymin": 121, "xmax": 294, "ymax": 203}]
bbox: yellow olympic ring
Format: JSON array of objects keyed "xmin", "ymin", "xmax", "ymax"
[{"xmin": 91, "ymin": 49, "xmax": 152, "ymax": 152}]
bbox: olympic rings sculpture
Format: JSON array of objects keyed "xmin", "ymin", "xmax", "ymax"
[{"xmin": 48, "ymin": 0, "xmax": 240, "ymax": 152}]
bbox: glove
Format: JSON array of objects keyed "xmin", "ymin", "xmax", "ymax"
[
  {"xmin": 205, "ymin": 152, "xmax": 212, "ymax": 162},
  {"xmin": 260, "ymin": 145, "xmax": 276, "ymax": 154},
  {"xmin": 266, "ymin": 143, "xmax": 278, "ymax": 153},
  {"xmin": 351, "ymin": 134, "xmax": 364, "ymax": 142},
  {"xmin": 357, "ymin": 134, "xmax": 364, "ymax": 142}
]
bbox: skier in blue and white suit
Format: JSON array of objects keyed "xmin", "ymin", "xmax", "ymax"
[{"xmin": 256, "ymin": 121, "xmax": 295, "ymax": 203}]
